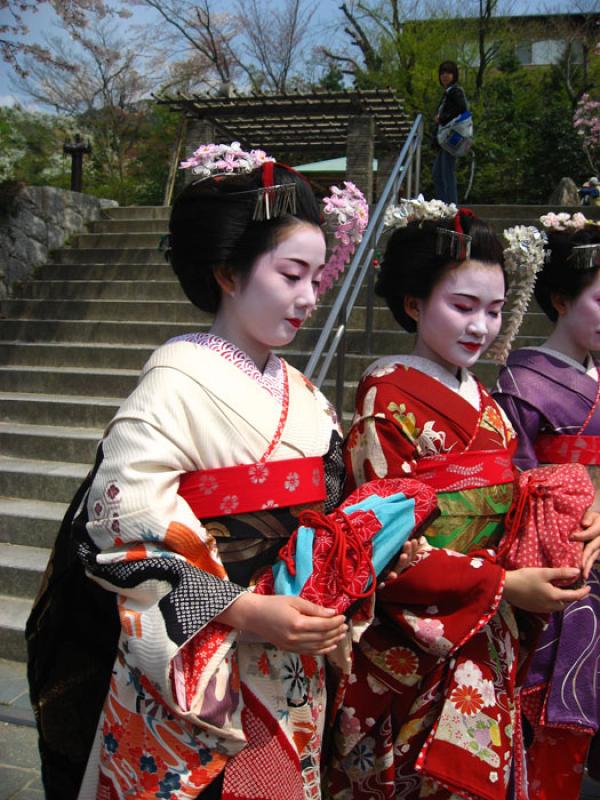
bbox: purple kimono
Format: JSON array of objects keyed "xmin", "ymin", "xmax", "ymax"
[{"xmin": 494, "ymin": 346, "xmax": 600, "ymax": 797}]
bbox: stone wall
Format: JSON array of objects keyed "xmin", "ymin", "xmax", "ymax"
[{"xmin": 0, "ymin": 185, "xmax": 118, "ymax": 298}]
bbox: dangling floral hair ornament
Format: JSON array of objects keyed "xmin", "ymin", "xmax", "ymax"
[
  {"xmin": 319, "ymin": 181, "xmax": 369, "ymax": 296},
  {"xmin": 486, "ymin": 225, "xmax": 546, "ymax": 364},
  {"xmin": 488, "ymin": 213, "xmax": 600, "ymax": 363},
  {"xmin": 177, "ymin": 142, "xmax": 369, "ymax": 296}
]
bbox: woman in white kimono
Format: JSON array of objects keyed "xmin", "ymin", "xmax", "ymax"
[{"xmin": 27, "ymin": 149, "xmax": 359, "ymax": 800}]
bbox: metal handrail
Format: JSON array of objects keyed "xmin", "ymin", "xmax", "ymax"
[{"xmin": 304, "ymin": 115, "xmax": 424, "ymax": 418}]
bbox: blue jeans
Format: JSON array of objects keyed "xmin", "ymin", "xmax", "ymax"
[{"xmin": 433, "ymin": 148, "xmax": 458, "ymax": 204}]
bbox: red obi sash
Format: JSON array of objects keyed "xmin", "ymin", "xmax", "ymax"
[
  {"xmin": 412, "ymin": 448, "xmax": 515, "ymax": 493},
  {"xmin": 178, "ymin": 456, "xmax": 326, "ymax": 518},
  {"xmin": 535, "ymin": 434, "xmax": 600, "ymax": 466}
]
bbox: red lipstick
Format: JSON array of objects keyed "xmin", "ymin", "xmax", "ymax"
[{"xmin": 286, "ymin": 318, "xmax": 303, "ymax": 329}]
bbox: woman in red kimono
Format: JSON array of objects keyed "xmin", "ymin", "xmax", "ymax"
[{"xmin": 325, "ymin": 203, "xmax": 590, "ymax": 800}]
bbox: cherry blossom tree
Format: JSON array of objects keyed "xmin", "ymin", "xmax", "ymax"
[
  {"xmin": 0, "ymin": 0, "xmax": 115, "ymax": 76},
  {"xmin": 574, "ymin": 93, "xmax": 600, "ymax": 172}
]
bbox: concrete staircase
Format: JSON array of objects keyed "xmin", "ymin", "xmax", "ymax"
[{"xmin": 0, "ymin": 202, "xmax": 595, "ymax": 662}]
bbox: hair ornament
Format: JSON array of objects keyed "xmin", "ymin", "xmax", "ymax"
[
  {"xmin": 383, "ymin": 194, "xmax": 458, "ymax": 230},
  {"xmin": 180, "ymin": 141, "xmax": 274, "ymax": 178},
  {"xmin": 487, "ymin": 225, "xmax": 546, "ymax": 364},
  {"xmin": 436, "ymin": 228, "xmax": 472, "ymax": 260},
  {"xmin": 540, "ymin": 212, "xmax": 590, "ymax": 232},
  {"xmin": 568, "ymin": 242, "xmax": 600, "ymax": 271},
  {"xmin": 384, "ymin": 195, "xmax": 473, "ymax": 261},
  {"xmin": 319, "ymin": 181, "xmax": 369, "ymax": 296}
]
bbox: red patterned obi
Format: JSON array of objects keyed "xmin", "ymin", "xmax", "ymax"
[
  {"xmin": 178, "ymin": 456, "xmax": 326, "ymax": 517},
  {"xmin": 535, "ymin": 434, "xmax": 600, "ymax": 466},
  {"xmin": 412, "ymin": 448, "xmax": 515, "ymax": 493}
]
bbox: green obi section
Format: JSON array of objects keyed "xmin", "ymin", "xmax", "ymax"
[{"xmin": 422, "ymin": 482, "xmax": 514, "ymax": 554}]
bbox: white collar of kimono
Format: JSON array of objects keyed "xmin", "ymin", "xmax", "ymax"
[
  {"xmin": 368, "ymin": 354, "xmax": 481, "ymax": 410},
  {"xmin": 166, "ymin": 332, "xmax": 285, "ymax": 403},
  {"xmin": 525, "ymin": 345, "xmax": 598, "ymax": 379}
]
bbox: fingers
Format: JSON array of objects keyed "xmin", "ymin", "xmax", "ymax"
[
  {"xmin": 280, "ymin": 627, "xmax": 348, "ymax": 654},
  {"xmin": 552, "ymin": 584, "xmax": 591, "ymax": 607},
  {"xmin": 582, "ymin": 542, "xmax": 600, "ymax": 579},
  {"xmin": 290, "ymin": 597, "xmax": 338, "ymax": 617},
  {"xmin": 542, "ymin": 567, "xmax": 582, "ymax": 583},
  {"xmin": 571, "ymin": 528, "xmax": 596, "ymax": 541}
]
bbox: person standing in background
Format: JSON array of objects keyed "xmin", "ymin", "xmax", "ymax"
[{"xmin": 433, "ymin": 60, "xmax": 468, "ymax": 204}]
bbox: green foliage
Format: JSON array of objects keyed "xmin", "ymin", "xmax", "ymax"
[{"xmin": 0, "ymin": 102, "xmax": 179, "ymax": 206}]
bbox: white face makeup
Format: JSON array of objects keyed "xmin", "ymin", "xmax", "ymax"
[
  {"xmin": 549, "ymin": 270, "xmax": 600, "ymax": 362},
  {"xmin": 409, "ymin": 259, "xmax": 506, "ymax": 374},
  {"xmin": 211, "ymin": 223, "xmax": 326, "ymax": 370}
]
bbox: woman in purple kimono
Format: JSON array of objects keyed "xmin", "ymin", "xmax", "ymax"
[{"xmin": 494, "ymin": 220, "xmax": 600, "ymax": 800}]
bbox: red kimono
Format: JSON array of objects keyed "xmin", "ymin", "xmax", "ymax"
[{"xmin": 326, "ymin": 358, "xmax": 523, "ymax": 800}]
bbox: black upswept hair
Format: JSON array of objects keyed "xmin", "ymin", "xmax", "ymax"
[
  {"xmin": 169, "ymin": 164, "xmax": 322, "ymax": 313},
  {"xmin": 535, "ymin": 227, "xmax": 600, "ymax": 322},
  {"xmin": 376, "ymin": 214, "xmax": 506, "ymax": 332}
]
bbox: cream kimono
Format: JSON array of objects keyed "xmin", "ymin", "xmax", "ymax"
[{"xmin": 27, "ymin": 337, "xmax": 344, "ymax": 800}]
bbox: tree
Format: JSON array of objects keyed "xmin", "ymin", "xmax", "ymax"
[
  {"xmin": 540, "ymin": 3, "xmax": 599, "ymax": 108},
  {"xmin": 235, "ymin": 0, "xmax": 317, "ymax": 92},
  {"xmin": 11, "ymin": 19, "xmax": 152, "ymax": 193},
  {"xmin": 132, "ymin": 0, "xmax": 320, "ymax": 94},
  {"xmin": 0, "ymin": 0, "xmax": 118, "ymax": 76},
  {"xmin": 130, "ymin": 0, "xmax": 241, "ymax": 93}
]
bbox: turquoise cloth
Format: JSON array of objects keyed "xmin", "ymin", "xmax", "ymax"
[{"xmin": 272, "ymin": 489, "xmax": 418, "ymax": 597}]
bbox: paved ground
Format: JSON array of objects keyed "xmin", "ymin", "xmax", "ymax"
[
  {"xmin": 0, "ymin": 657, "xmax": 599, "ymax": 799},
  {"xmin": 0, "ymin": 660, "xmax": 42, "ymax": 800}
]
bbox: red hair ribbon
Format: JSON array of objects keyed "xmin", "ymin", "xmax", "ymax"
[
  {"xmin": 454, "ymin": 207, "xmax": 475, "ymax": 234},
  {"xmin": 262, "ymin": 159, "xmax": 276, "ymax": 189}
]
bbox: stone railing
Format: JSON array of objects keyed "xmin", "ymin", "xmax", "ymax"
[{"xmin": 0, "ymin": 185, "xmax": 118, "ymax": 298}]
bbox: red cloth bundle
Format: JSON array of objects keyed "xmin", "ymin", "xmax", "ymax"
[{"xmin": 497, "ymin": 463, "xmax": 594, "ymax": 583}]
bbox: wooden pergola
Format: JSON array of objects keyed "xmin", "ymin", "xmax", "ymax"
[{"xmin": 156, "ymin": 89, "xmax": 411, "ymax": 203}]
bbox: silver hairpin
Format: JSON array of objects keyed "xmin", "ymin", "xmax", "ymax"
[
  {"xmin": 435, "ymin": 228, "xmax": 472, "ymax": 261},
  {"xmin": 252, "ymin": 183, "xmax": 297, "ymax": 221},
  {"xmin": 567, "ymin": 243, "xmax": 600, "ymax": 271}
]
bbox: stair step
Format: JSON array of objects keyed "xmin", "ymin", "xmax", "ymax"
[
  {"xmin": 0, "ymin": 365, "xmax": 139, "ymax": 397},
  {"xmin": 89, "ymin": 219, "xmax": 168, "ymax": 234},
  {"xmin": 0, "ymin": 421, "xmax": 101, "ymax": 463},
  {"xmin": 14, "ymin": 280, "xmax": 183, "ymax": 301},
  {"xmin": 0, "ymin": 456, "xmax": 89, "ymax": 504},
  {"xmin": 0, "ymin": 543, "xmax": 49, "ymax": 599},
  {"xmin": 0, "ymin": 497, "xmax": 65, "ymax": 548},
  {"xmin": 0, "ymin": 594, "xmax": 31, "ymax": 661},
  {"xmin": 37, "ymin": 263, "xmax": 174, "ymax": 281},
  {"xmin": 2, "ymin": 298, "xmax": 208, "ymax": 323},
  {"xmin": 0, "ymin": 391, "xmax": 120, "ymax": 427},
  {"xmin": 51, "ymin": 248, "xmax": 165, "ymax": 265},
  {"xmin": 0, "ymin": 341, "xmax": 154, "ymax": 370},
  {"xmin": 0, "ymin": 319, "xmax": 208, "ymax": 345},
  {"xmin": 73, "ymin": 232, "xmax": 163, "ymax": 249},
  {"xmin": 103, "ymin": 205, "xmax": 170, "ymax": 220}
]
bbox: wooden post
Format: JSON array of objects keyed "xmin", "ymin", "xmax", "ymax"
[{"xmin": 163, "ymin": 116, "xmax": 188, "ymax": 206}]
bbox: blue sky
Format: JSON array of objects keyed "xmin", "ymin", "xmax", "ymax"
[{"xmin": 0, "ymin": 0, "xmax": 592, "ymax": 107}]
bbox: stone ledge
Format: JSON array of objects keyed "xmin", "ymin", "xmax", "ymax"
[{"xmin": 0, "ymin": 185, "xmax": 118, "ymax": 298}]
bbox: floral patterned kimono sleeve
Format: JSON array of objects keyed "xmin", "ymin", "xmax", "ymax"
[
  {"xmin": 344, "ymin": 379, "xmax": 421, "ymax": 493},
  {"xmin": 77, "ymin": 367, "xmax": 253, "ymax": 797}
]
